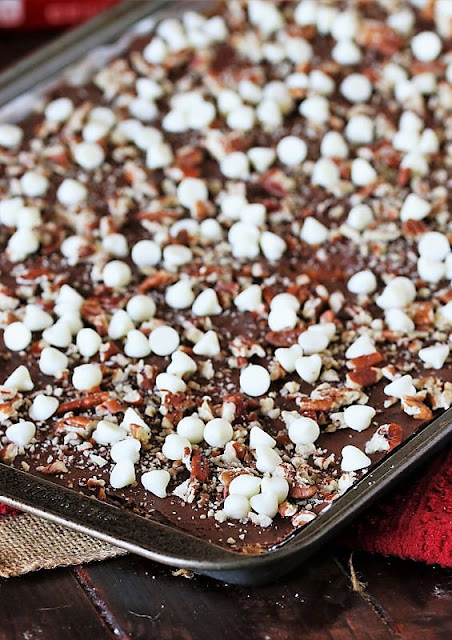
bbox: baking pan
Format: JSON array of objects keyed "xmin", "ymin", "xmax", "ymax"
[
  {"xmin": 1, "ymin": 410, "xmax": 450, "ymax": 584},
  {"xmin": 0, "ymin": 0, "xmax": 451, "ymax": 585}
]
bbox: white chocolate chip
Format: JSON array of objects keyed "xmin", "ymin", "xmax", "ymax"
[
  {"xmin": 240, "ymin": 364, "xmax": 271, "ymax": 397},
  {"xmin": 162, "ymin": 433, "xmax": 191, "ymax": 460},
  {"xmin": 320, "ymin": 131, "xmax": 348, "ymax": 158},
  {"xmin": 7, "ymin": 229, "xmax": 40, "ymax": 262},
  {"xmin": 3, "ymin": 322, "xmax": 32, "ymax": 351},
  {"xmin": 268, "ymin": 306, "xmax": 298, "ymax": 331},
  {"xmin": 42, "ymin": 319, "xmax": 72, "ymax": 348},
  {"xmin": 411, "ymin": 31, "xmax": 442, "ymax": 62},
  {"xmin": 120, "ymin": 408, "xmax": 149, "ymax": 434},
  {"xmin": 57, "ymin": 179, "xmax": 87, "ymax": 206},
  {"xmin": 29, "ymin": 395, "xmax": 59, "ymax": 421},
  {"xmin": 149, "ymin": 325, "xmax": 180, "ymax": 356},
  {"xmin": 72, "ymin": 364, "xmax": 102, "ymax": 390},
  {"xmin": 146, "ymin": 142, "xmax": 173, "ymax": 169},
  {"xmin": 73, "ymin": 142, "xmax": 105, "ymax": 170},
  {"xmin": 385, "ymin": 309, "xmax": 415, "ymax": 333},
  {"xmin": 167, "ymin": 350, "xmax": 197, "ymax": 377},
  {"xmin": 20, "ymin": 171, "xmax": 49, "ymax": 197},
  {"xmin": 341, "ymin": 445, "xmax": 371, "ymax": 471},
  {"xmin": 102, "ymin": 234, "xmax": 129, "ymax": 258},
  {"xmin": 300, "ymin": 217, "xmax": 329, "ymax": 245},
  {"xmin": 418, "ymin": 232, "xmax": 450, "ymax": 261},
  {"xmin": 343, "ymin": 405, "xmax": 375, "ymax": 432},
  {"xmin": 0, "ymin": 124, "xmax": 23, "ymax": 148},
  {"xmin": 376, "ymin": 277, "xmax": 416, "ymax": 309},
  {"xmin": 384, "ymin": 374, "xmax": 416, "ymax": 399},
  {"xmin": 177, "ymin": 415, "xmax": 205, "ymax": 444},
  {"xmin": 260, "ymin": 231, "xmax": 287, "ymax": 261},
  {"xmin": 345, "ymin": 114, "xmax": 374, "ymax": 144},
  {"xmin": 298, "ymin": 329, "xmax": 329, "ymax": 354},
  {"xmin": 110, "ymin": 459, "xmax": 136, "ymax": 489},
  {"xmin": 220, "ymin": 152, "xmax": 249, "ymax": 179},
  {"xmin": 345, "ymin": 335, "xmax": 376, "ymax": 359},
  {"xmin": 275, "ymin": 344, "xmax": 303, "ymax": 373},
  {"xmin": 131, "ymin": 240, "xmax": 161, "ymax": 268},
  {"xmin": 418, "ymin": 344, "xmax": 449, "ymax": 370},
  {"xmin": 312, "ymin": 158, "xmax": 340, "ymax": 187},
  {"xmin": 192, "ymin": 289, "xmax": 222, "ymax": 316},
  {"xmin": 288, "ymin": 417, "xmax": 320, "ymax": 445},
  {"xmin": 6, "ymin": 421, "xmax": 36, "ymax": 447},
  {"xmin": 124, "ymin": 330, "xmax": 151, "ymax": 358},
  {"xmin": 4, "ymin": 365, "xmax": 34, "ymax": 391},
  {"xmin": 165, "ymin": 280, "xmax": 195, "ymax": 310},
  {"xmin": 248, "ymin": 147, "xmax": 276, "ymax": 172},
  {"xmin": 76, "ymin": 328, "xmax": 102, "ymax": 357},
  {"xmin": 0, "ymin": 197, "xmax": 23, "ymax": 226},
  {"xmin": 234, "ymin": 285, "xmax": 262, "ymax": 312},
  {"xmin": 92, "ymin": 420, "xmax": 127, "ymax": 445},
  {"xmin": 276, "ymin": 136, "xmax": 307, "ymax": 166},
  {"xmin": 250, "ymin": 492, "xmax": 279, "ymax": 518},
  {"xmin": 295, "ymin": 354, "xmax": 322, "ymax": 384},
  {"xmin": 249, "ymin": 425, "xmax": 276, "ymax": 449},
  {"xmin": 39, "ymin": 347, "xmax": 68, "ymax": 378},
  {"xmin": 400, "ymin": 193, "xmax": 431, "ymax": 222},
  {"xmin": 111, "ymin": 437, "xmax": 141, "ymax": 463},
  {"xmin": 299, "ymin": 96, "xmax": 329, "ymax": 123},
  {"xmin": 347, "ymin": 270, "xmax": 377, "ymax": 295},
  {"xmin": 351, "ymin": 158, "xmax": 377, "ymax": 186},
  {"xmin": 193, "ymin": 330, "xmax": 220, "ymax": 357},
  {"xmin": 340, "ymin": 73, "xmax": 372, "ymax": 103},
  {"xmin": 126, "ymin": 295, "xmax": 155, "ymax": 323},
  {"xmin": 156, "ymin": 373, "xmax": 186, "ymax": 394},
  {"xmin": 255, "ymin": 445, "xmax": 282, "ymax": 474},
  {"xmin": 332, "ymin": 39, "xmax": 361, "ymax": 65},
  {"xmin": 102, "ymin": 260, "xmax": 132, "ymax": 289},
  {"xmin": 229, "ymin": 474, "xmax": 262, "ymax": 498},
  {"xmin": 108, "ymin": 310, "xmax": 134, "ymax": 340},
  {"xmin": 177, "ymin": 178, "xmax": 208, "ymax": 209},
  {"xmin": 346, "ymin": 204, "xmax": 374, "ymax": 231},
  {"xmin": 224, "ymin": 494, "xmax": 250, "ymax": 519},
  {"xmin": 44, "ymin": 97, "xmax": 73, "ymax": 122},
  {"xmin": 163, "ymin": 244, "xmax": 193, "ymax": 269},
  {"xmin": 204, "ymin": 418, "xmax": 233, "ymax": 447},
  {"xmin": 141, "ymin": 469, "xmax": 171, "ymax": 498},
  {"xmin": 417, "ymin": 257, "xmax": 446, "ymax": 283}
]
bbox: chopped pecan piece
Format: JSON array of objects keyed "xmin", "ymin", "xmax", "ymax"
[
  {"xmin": 347, "ymin": 367, "xmax": 382, "ymax": 388},
  {"xmin": 357, "ymin": 21, "xmax": 403, "ymax": 55},
  {"xmin": 37, "ymin": 461, "xmax": 69, "ymax": 474},
  {"xmin": 401, "ymin": 396, "xmax": 433, "ymax": 421},
  {"xmin": 348, "ymin": 352, "xmax": 384, "ymax": 370},
  {"xmin": 265, "ymin": 329, "xmax": 299, "ymax": 347},
  {"xmin": 56, "ymin": 392, "xmax": 110, "ymax": 415},
  {"xmin": 402, "ymin": 219, "xmax": 428, "ymax": 238},
  {"xmin": 81, "ymin": 298, "xmax": 109, "ymax": 336},
  {"xmin": 190, "ymin": 450, "xmax": 211, "ymax": 482},
  {"xmin": 138, "ymin": 271, "xmax": 176, "ymax": 293},
  {"xmin": 289, "ymin": 484, "xmax": 317, "ymax": 499}
]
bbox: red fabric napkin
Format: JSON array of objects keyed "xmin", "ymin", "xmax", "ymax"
[
  {"xmin": 1, "ymin": 449, "xmax": 450, "ymax": 567},
  {"xmin": 344, "ymin": 448, "xmax": 451, "ymax": 567}
]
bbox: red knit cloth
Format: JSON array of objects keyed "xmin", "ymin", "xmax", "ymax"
[
  {"xmin": 344, "ymin": 448, "xmax": 451, "ymax": 567},
  {"xmin": 1, "ymin": 449, "xmax": 451, "ymax": 566}
]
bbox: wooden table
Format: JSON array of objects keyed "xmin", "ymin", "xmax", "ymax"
[{"xmin": 0, "ymin": 31, "xmax": 450, "ymax": 640}]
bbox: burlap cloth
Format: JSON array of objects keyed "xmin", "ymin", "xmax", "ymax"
[{"xmin": 0, "ymin": 512, "xmax": 126, "ymax": 578}]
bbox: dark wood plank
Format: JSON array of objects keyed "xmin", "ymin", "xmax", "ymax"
[
  {"xmin": 0, "ymin": 567, "xmax": 115, "ymax": 640},
  {"xmin": 75, "ymin": 552, "xmax": 391, "ymax": 640},
  {"xmin": 337, "ymin": 552, "xmax": 452, "ymax": 640}
]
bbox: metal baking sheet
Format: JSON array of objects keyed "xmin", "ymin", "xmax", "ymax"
[{"xmin": 0, "ymin": 0, "xmax": 451, "ymax": 585}]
